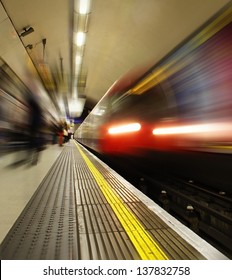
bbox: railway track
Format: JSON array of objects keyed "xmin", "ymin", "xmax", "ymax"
[{"xmin": 134, "ymin": 173, "xmax": 232, "ymax": 259}]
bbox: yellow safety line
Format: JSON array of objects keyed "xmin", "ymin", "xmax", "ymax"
[{"xmin": 74, "ymin": 141, "xmax": 168, "ymax": 260}]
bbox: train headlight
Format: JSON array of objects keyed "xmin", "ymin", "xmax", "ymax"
[{"xmin": 108, "ymin": 122, "xmax": 141, "ymax": 135}]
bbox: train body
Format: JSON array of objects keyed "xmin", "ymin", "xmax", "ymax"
[{"xmin": 75, "ymin": 5, "xmax": 232, "ymax": 157}]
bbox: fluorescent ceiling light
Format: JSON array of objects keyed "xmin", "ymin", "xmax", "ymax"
[
  {"xmin": 79, "ymin": 0, "xmax": 91, "ymax": 14},
  {"xmin": 75, "ymin": 55, "xmax": 82, "ymax": 65},
  {"xmin": 69, "ymin": 98, "xmax": 86, "ymax": 117},
  {"xmin": 76, "ymin": 32, "xmax": 86, "ymax": 46}
]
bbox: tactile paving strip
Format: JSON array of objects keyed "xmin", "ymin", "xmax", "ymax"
[
  {"xmin": 0, "ymin": 142, "xmax": 206, "ymax": 259},
  {"xmin": 0, "ymin": 146, "xmax": 78, "ymax": 259}
]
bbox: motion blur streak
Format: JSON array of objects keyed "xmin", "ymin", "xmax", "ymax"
[
  {"xmin": 152, "ymin": 123, "xmax": 232, "ymax": 135},
  {"xmin": 108, "ymin": 123, "xmax": 141, "ymax": 135}
]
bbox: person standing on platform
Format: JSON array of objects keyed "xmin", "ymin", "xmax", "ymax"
[
  {"xmin": 58, "ymin": 122, "xmax": 64, "ymax": 146},
  {"xmin": 27, "ymin": 93, "xmax": 43, "ymax": 164}
]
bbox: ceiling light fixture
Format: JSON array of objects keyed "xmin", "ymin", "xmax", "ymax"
[
  {"xmin": 79, "ymin": 0, "xmax": 91, "ymax": 14},
  {"xmin": 76, "ymin": 32, "xmax": 86, "ymax": 46}
]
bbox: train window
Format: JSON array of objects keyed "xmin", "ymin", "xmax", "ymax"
[
  {"xmin": 107, "ymin": 84, "xmax": 170, "ymax": 122},
  {"xmin": 166, "ymin": 21, "xmax": 232, "ymax": 122}
]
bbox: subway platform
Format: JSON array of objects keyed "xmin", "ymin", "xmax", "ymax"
[{"xmin": 0, "ymin": 140, "xmax": 228, "ymax": 260}]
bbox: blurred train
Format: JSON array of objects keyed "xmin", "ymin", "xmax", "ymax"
[{"xmin": 75, "ymin": 4, "xmax": 232, "ymax": 158}]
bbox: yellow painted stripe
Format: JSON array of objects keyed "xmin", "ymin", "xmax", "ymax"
[{"xmin": 74, "ymin": 141, "xmax": 168, "ymax": 260}]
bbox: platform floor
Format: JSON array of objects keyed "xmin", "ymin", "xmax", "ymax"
[
  {"xmin": 0, "ymin": 144, "xmax": 62, "ymax": 243},
  {"xmin": 0, "ymin": 141, "xmax": 228, "ymax": 260}
]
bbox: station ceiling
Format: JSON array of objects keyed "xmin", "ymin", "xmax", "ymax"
[{"xmin": 0, "ymin": 0, "xmax": 230, "ymax": 121}]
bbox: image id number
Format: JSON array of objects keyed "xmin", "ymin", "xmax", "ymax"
[{"xmin": 136, "ymin": 266, "xmax": 190, "ymax": 276}]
